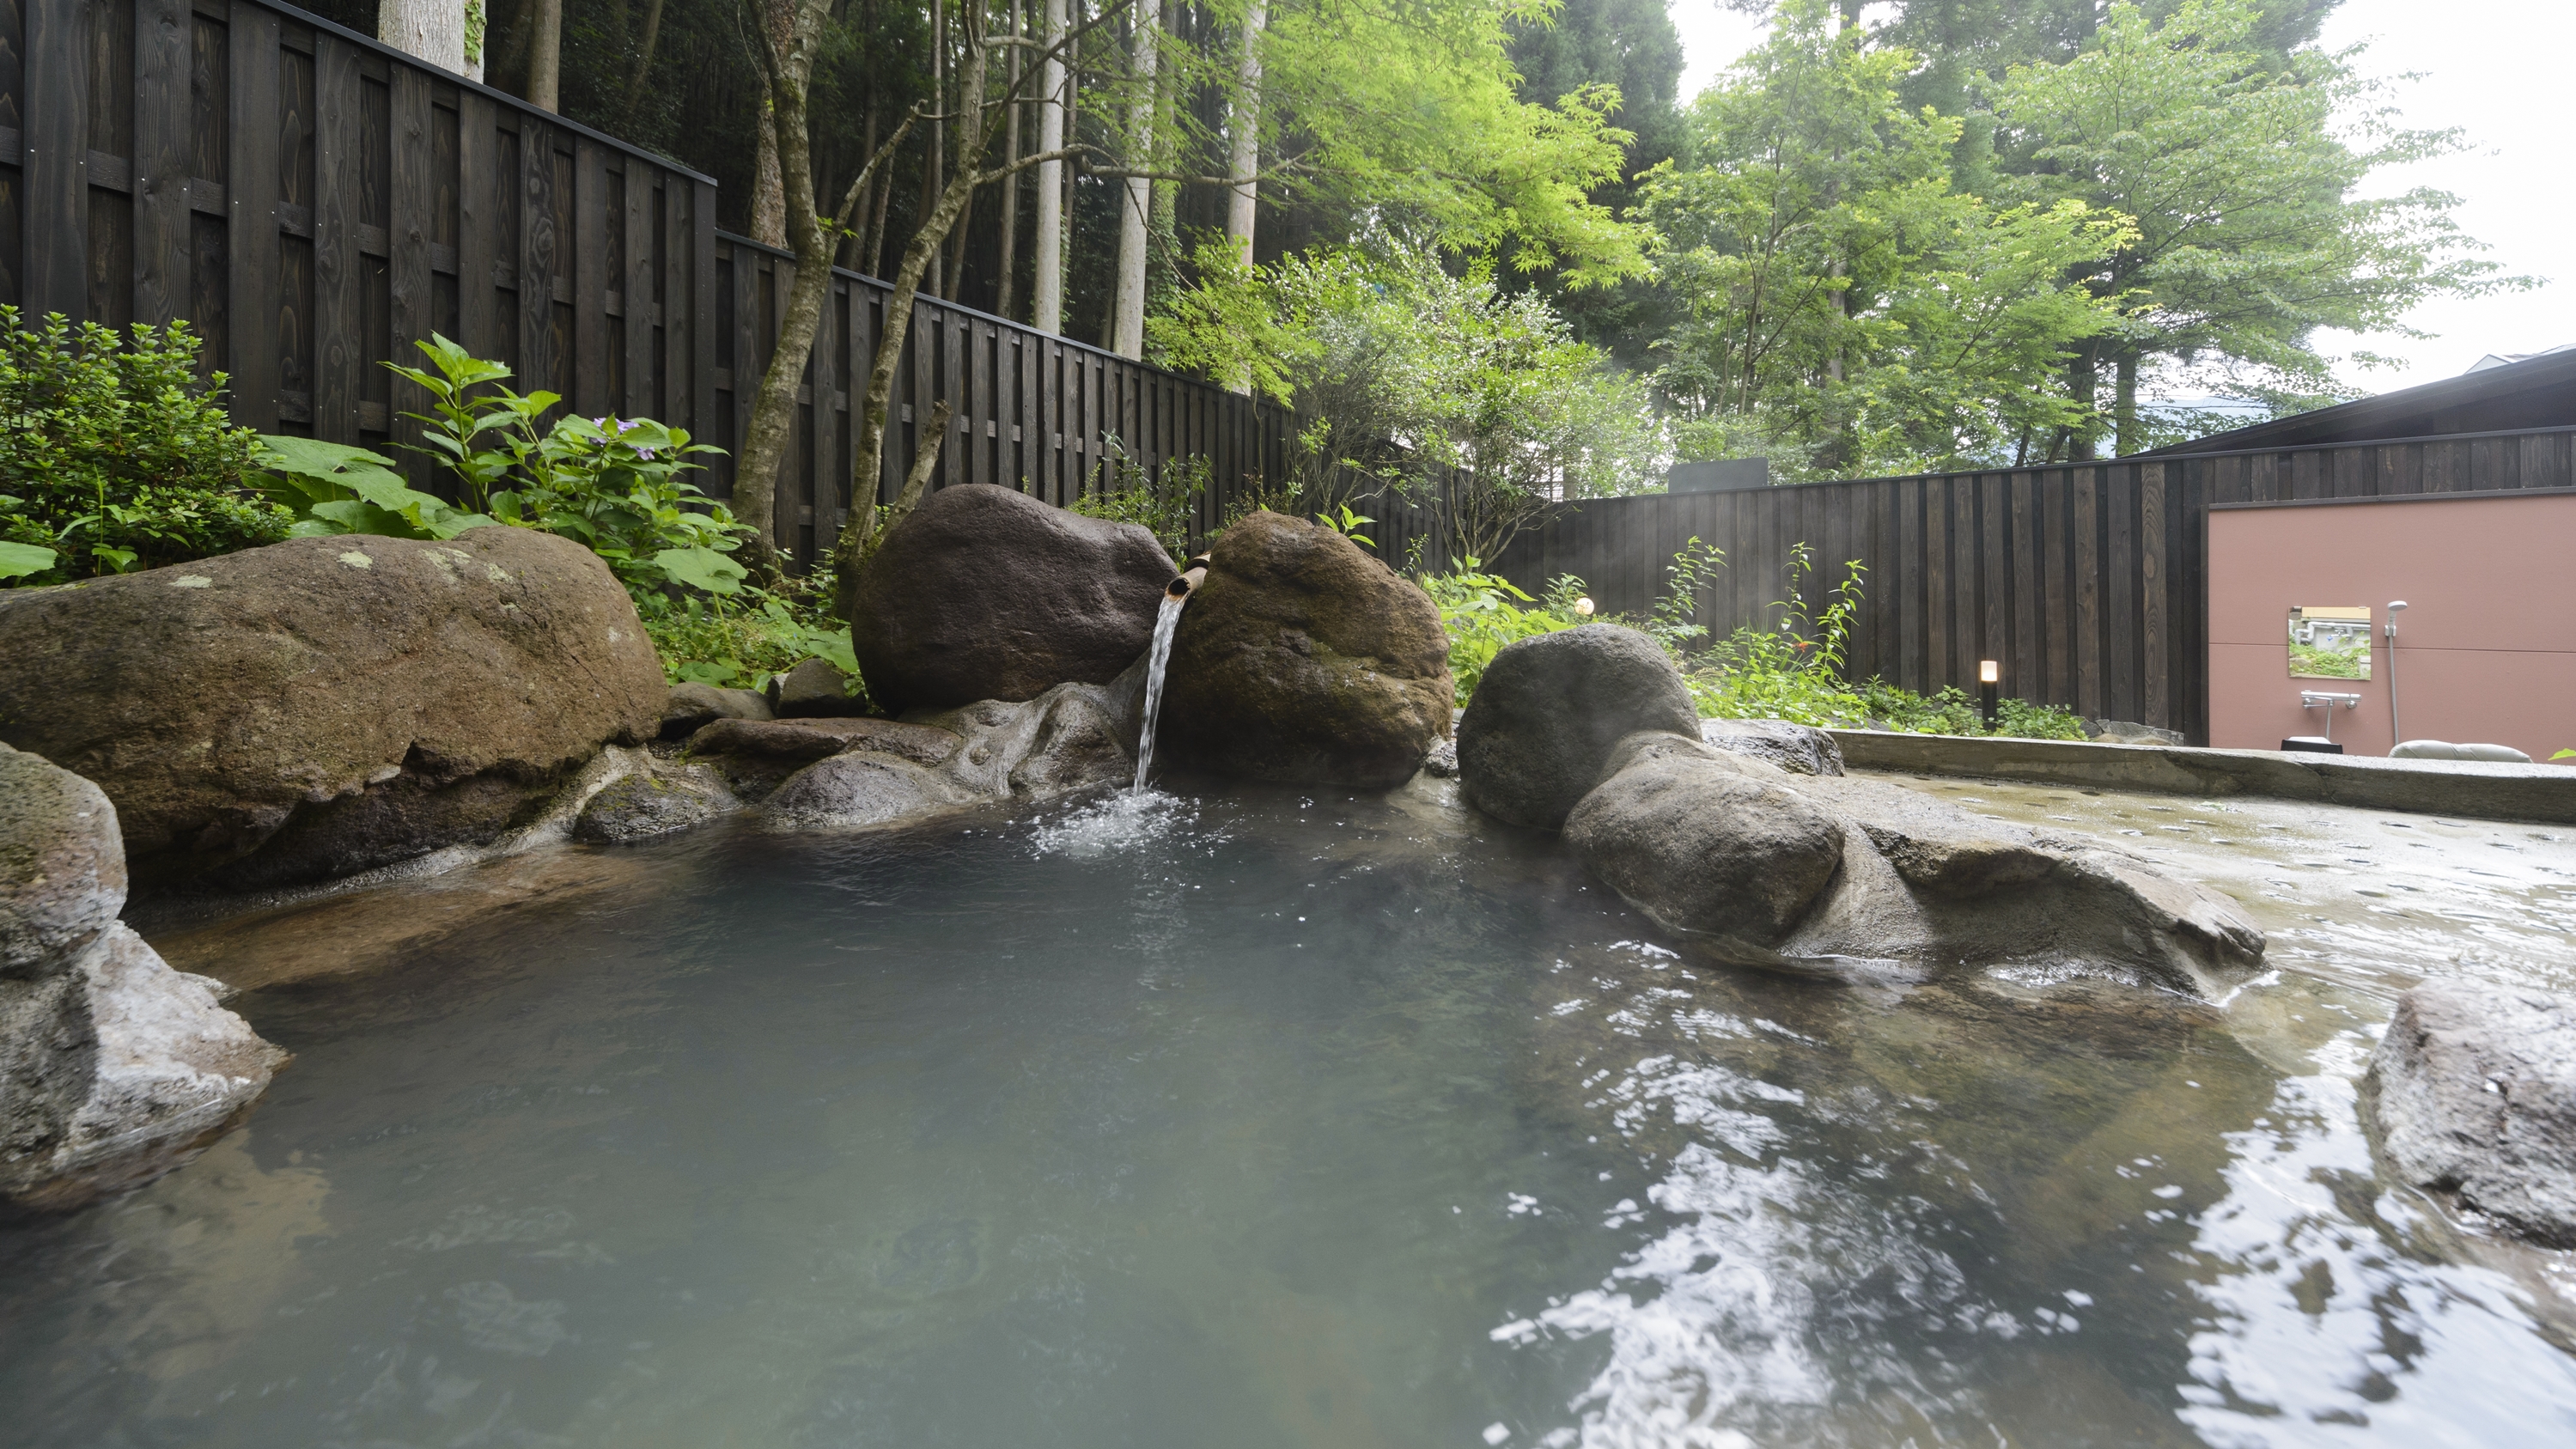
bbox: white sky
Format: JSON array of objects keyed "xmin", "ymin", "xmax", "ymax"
[{"xmin": 1664, "ymin": 0, "xmax": 2576, "ymax": 396}]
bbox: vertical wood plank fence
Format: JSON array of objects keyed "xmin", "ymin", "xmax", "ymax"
[
  {"xmin": 0, "ymin": 0, "xmax": 1311, "ymax": 566},
  {"xmin": 1490, "ymin": 426, "xmax": 2576, "ymax": 743},
  {"xmin": 7, "ymin": 0, "xmax": 2564, "ymax": 746}
]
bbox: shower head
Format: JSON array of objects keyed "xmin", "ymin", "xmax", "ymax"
[{"xmin": 2387, "ymin": 600, "xmax": 2409, "ymax": 612}]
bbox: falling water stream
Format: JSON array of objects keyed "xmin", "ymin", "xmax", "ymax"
[{"xmin": 1130, "ymin": 592, "xmax": 1187, "ymax": 793}]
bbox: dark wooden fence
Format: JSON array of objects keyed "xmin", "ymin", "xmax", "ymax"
[
  {"xmin": 1492, "ymin": 425, "xmax": 2576, "ymax": 742},
  {"xmin": 0, "ymin": 0, "xmax": 1332, "ymax": 564}
]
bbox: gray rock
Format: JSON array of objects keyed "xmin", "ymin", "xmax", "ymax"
[
  {"xmin": 689, "ymin": 716, "xmax": 961, "ymax": 768},
  {"xmin": 1421, "ymin": 738, "xmax": 1459, "ymax": 779},
  {"xmin": 1699, "ymin": 717, "xmax": 1844, "ymax": 776},
  {"xmin": 1, "ymin": 746, "xmax": 284, "ymax": 1213},
  {"xmin": 660, "ymin": 683, "xmax": 771, "ymax": 739},
  {"xmin": 910, "ymin": 678, "xmax": 1137, "ymax": 799},
  {"xmin": 1565, "ymin": 750, "xmax": 1845, "ymax": 947},
  {"xmin": 1156, "ymin": 511, "xmax": 1452, "ymax": 788},
  {"xmin": 3, "ymin": 923, "xmax": 289, "ymax": 1212},
  {"xmin": 572, "ymin": 768, "xmax": 737, "ymax": 844},
  {"xmin": 0, "ymin": 529, "xmax": 666, "ymax": 890},
  {"xmin": 2367, "ymin": 979, "xmax": 2576, "ymax": 1246},
  {"xmin": 763, "ymin": 752, "xmax": 980, "ymax": 830},
  {"xmin": 1, "ymin": 743, "xmax": 125, "ymax": 977},
  {"xmin": 1458, "ymin": 625, "xmax": 1699, "ymax": 830},
  {"xmin": 850, "ymin": 483, "xmax": 1175, "ymax": 712},
  {"xmin": 1560, "ymin": 732, "xmax": 2266, "ymax": 991},
  {"xmin": 770, "ymin": 656, "xmax": 868, "ymax": 718}
]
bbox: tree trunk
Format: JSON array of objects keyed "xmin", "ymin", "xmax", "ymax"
[
  {"xmin": 1220, "ymin": 0, "xmax": 1265, "ymax": 391},
  {"xmin": 752, "ymin": 96, "xmax": 787, "ymax": 247},
  {"xmin": 997, "ymin": 0, "xmax": 1024, "ymax": 320},
  {"xmin": 2113, "ymin": 349, "xmax": 2140, "ymax": 457},
  {"xmin": 524, "ymin": 0, "xmax": 562, "ymax": 110},
  {"xmin": 2066, "ymin": 344, "xmax": 2099, "ymax": 461},
  {"xmin": 378, "ymin": 0, "xmax": 468, "ymax": 74},
  {"xmin": 1225, "ymin": 0, "xmax": 1265, "ymax": 265},
  {"xmin": 1032, "ymin": 0, "xmax": 1068, "ymax": 334},
  {"xmin": 1109, "ymin": 3, "xmax": 1158, "ymax": 358},
  {"xmin": 620, "ymin": 0, "xmax": 664, "ymax": 119}
]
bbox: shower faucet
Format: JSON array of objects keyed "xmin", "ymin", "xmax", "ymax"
[{"xmin": 2301, "ymin": 690, "xmax": 2362, "ymax": 744}]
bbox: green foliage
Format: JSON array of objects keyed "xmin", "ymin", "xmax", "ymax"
[
  {"xmin": 1318, "ymin": 502, "xmax": 1376, "ymax": 550},
  {"xmin": 1421, "ymin": 557, "xmax": 1586, "ymax": 706},
  {"xmin": 1069, "ymin": 436, "xmax": 1210, "ymax": 563},
  {"xmin": 1639, "ymin": 2, "xmax": 2129, "ymax": 478},
  {"xmin": 259, "ymin": 436, "xmax": 496, "ymax": 540},
  {"xmin": 391, "ymin": 334, "xmax": 745, "ymax": 598},
  {"xmin": 640, "ymin": 576, "xmax": 865, "ymax": 697},
  {"xmin": 1154, "ymin": 240, "xmax": 1663, "ymax": 563},
  {"xmin": 1989, "ymin": 0, "xmax": 2519, "ymax": 453},
  {"xmin": 0, "ymin": 308, "xmax": 286, "ymax": 586}
]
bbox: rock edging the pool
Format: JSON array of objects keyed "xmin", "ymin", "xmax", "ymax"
[
  {"xmin": 1457, "ymin": 624, "xmax": 2266, "ymax": 995},
  {"xmin": 1, "ymin": 742, "xmax": 287, "ymax": 1213},
  {"xmin": 2366, "ymin": 978, "xmax": 2576, "ymax": 1248}
]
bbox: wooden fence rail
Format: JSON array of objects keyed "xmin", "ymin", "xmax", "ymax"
[{"xmin": 1491, "ymin": 425, "xmax": 2576, "ymax": 743}]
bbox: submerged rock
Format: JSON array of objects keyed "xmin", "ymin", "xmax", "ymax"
[
  {"xmin": 770, "ymin": 657, "xmax": 868, "ymax": 718},
  {"xmin": 1, "ymin": 743, "xmax": 284, "ymax": 1213},
  {"xmin": 0, "ymin": 529, "xmax": 665, "ymax": 891},
  {"xmin": 1457, "ymin": 625, "xmax": 1699, "ymax": 829},
  {"xmin": 660, "ymin": 683, "xmax": 772, "ymax": 740},
  {"xmin": 850, "ymin": 483, "xmax": 1174, "ymax": 713},
  {"xmin": 1157, "ymin": 511, "xmax": 1452, "ymax": 788},
  {"xmin": 2367, "ymin": 980, "xmax": 2576, "ymax": 1246}
]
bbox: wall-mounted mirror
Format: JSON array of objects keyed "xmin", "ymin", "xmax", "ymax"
[{"xmin": 2288, "ymin": 605, "xmax": 2372, "ymax": 679}]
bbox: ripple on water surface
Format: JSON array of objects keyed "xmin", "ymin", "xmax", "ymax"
[{"xmin": 2, "ymin": 775, "xmax": 2574, "ymax": 1447}]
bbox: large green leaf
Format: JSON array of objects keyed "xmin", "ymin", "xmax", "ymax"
[
  {"xmin": 652, "ymin": 545, "xmax": 746, "ymax": 595},
  {"xmin": 0, "ymin": 539, "xmax": 58, "ymax": 581}
]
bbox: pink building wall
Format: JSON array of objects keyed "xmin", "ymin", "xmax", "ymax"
[{"xmin": 2206, "ymin": 492, "xmax": 2576, "ymax": 762}]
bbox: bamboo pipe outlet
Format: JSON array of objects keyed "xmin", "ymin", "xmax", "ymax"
[{"xmin": 1166, "ymin": 557, "xmax": 1211, "ymax": 599}]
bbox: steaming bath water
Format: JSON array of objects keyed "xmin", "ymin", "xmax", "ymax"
[{"xmin": 3, "ymin": 774, "xmax": 2575, "ymax": 1447}]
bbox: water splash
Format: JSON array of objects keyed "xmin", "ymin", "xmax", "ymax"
[
  {"xmin": 1028, "ymin": 788, "xmax": 1197, "ymax": 858},
  {"xmin": 1132, "ymin": 592, "xmax": 1186, "ymax": 794}
]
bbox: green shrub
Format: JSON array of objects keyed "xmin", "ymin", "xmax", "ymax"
[
  {"xmin": 0, "ymin": 308, "xmax": 287, "ymax": 585},
  {"xmin": 1069, "ymin": 435, "xmax": 1209, "ymax": 563},
  {"xmin": 1421, "ymin": 559, "xmax": 1586, "ymax": 705},
  {"xmin": 640, "ymin": 575, "xmax": 865, "ymax": 698},
  {"xmin": 387, "ymin": 334, "xmax": 745, "ymax": 597}
]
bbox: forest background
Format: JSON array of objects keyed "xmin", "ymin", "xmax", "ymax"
[{"xmin": 333, "ymin": 0, "xmax": 2516, "ymax": 568}]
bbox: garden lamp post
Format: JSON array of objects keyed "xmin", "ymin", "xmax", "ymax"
[{"xmin": 1979, "ymin": 660, "xmax": 2000, "ymax": 732}]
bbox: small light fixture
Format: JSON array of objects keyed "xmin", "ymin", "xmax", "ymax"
[
  {"xmin": 1574, "ymin": 597, "xmax": 1595, "ymax": 617},
  {"xmin": 1978, "ymin": 660, "xmax": 2001, "ymax": 732}
]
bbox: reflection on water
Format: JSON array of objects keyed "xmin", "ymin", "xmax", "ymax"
[{"xmin": 3, "ymin": 775, "xmax": 2574, "ymax": 1447}]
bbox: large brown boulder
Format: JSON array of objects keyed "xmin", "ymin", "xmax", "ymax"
[
  {"xmin": 1155, "ymin": 511, "xmax": 1452, "ymax": 788},
  {"xmin": 850, "ymin": 484, "xmax": 1175, "ymax": 712},
  {"xmin": 2, "ymin": 743, "xmax": 285, "ymax": 1212},
  {"xmin": 0, "ymin": 528, "xmax": 665, "ymax": 890}
]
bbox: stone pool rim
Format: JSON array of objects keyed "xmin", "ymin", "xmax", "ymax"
[{"xmin": 1829, "ymin": 728, "xmax": 2576, "ymax": 825}]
